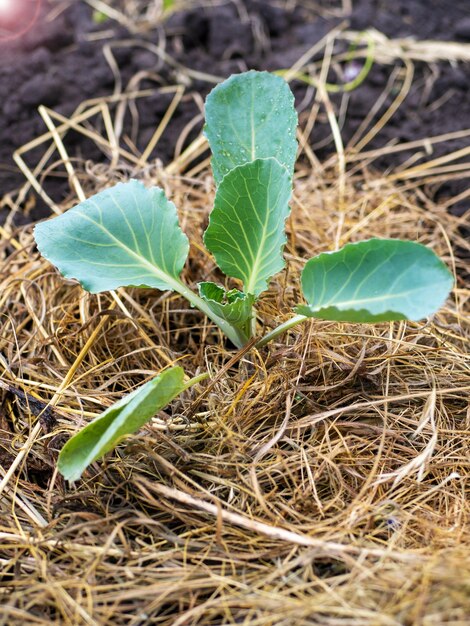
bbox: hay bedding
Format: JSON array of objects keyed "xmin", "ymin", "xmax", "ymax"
[
  {"xmin": 1, "ymin": 151, "xmax": 469, "ymax": 624},
  {"xmin": 0, "ymin": 8, "xmax": 470, "ymax": 626}
]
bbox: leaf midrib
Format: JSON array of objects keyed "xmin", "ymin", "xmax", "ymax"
[
  {"xmin": 244, "ymin": 160, "xmax": 286, "ymax": 295},
  {"xmin": 74, "ymin": 209, "xmax": 181, "ymax": 290},
  {"xmin": 310, "ymin": 283, "xmax": 444, "ymax": 311},
  {"xmin": 244, "ymin": 177, "xmax": 269, "ymax": 294}
]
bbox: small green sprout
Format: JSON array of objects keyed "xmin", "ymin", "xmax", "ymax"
[
  {"xmin": 34, "ymin": 71, "xmax": 453, "ymax": 480},
  {"xmin": 92, "ymin": 10, "xmax": 109, "ymax": 24}
]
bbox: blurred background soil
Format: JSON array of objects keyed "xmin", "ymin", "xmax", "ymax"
[{"xmin": 0, "ymin": 0, "xmax": 469, "ymax": 223}]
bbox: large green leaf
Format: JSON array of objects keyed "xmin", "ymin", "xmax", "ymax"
[
  {"xmin": 34, "ymin": 180, "xmax": 189, "ymax": 294},
  {"xmin": 204, "ymin": 158, "xmax": 292, "ymax": 297},
  {"xmin": 204, "ymin": 71, "xmax": 298, "ymax": 184},
  {"xmin": 58, "ymin": 367, "xmax": 187, "ymax": 481},
  {"xmin": 297, "ymin": 239, "xmax": 453, "ymax": 322},
  {"xmin": 198, "ymin": 282, "xmax": 254, "ymax": 341}
]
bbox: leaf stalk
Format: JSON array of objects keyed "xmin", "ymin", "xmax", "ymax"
[{"xmin": 255, "ymin": 314, "xmax": 308, "ymax": 348}]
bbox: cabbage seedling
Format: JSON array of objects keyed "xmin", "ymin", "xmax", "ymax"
[
  {"xmin": 35, "ymin": 71, "xmax": 453, "ymax": 348},
  {"xmin": 34, "ymin": 71, "xmax": 453, "ymax": 480}
]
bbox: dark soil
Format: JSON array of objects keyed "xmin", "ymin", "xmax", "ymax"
[{"xmin": 1, "ymin": 0, "xmax": 469, "ymax": 224}]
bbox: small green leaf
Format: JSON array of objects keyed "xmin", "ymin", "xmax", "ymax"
[
  {"xmin": 297, "ymin": 239, "xmax": 453, "ymax": 322},
  {"xmin": 92, "ymin": 10, "xmax": 109, "ymax": 24},
  {"xmin": 204, "ymin": 158, "xmax": 292, "ymax": 297},
  {"xmin": 34, "ymin": 180, "xmax": 189, "ymax": 294},
  {"xmin": 199, "ymin": 282, "xmax": 255, "ymax": 341},
  {"xmin": 204, "ymin": 70, "xmax": 298, "ymax": 184},
  {"xmin": 58, "ymin": 367, "xmax": 187, "ymax": 481}
]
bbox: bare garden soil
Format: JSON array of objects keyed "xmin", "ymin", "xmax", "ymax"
[{"xmin": 1, "ymin": 0, "xmax": 470, "ymax": 221}]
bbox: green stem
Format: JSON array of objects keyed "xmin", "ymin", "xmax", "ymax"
[
  {"xmin": 275, "ymin": 31, "xmax": 375, "ymax": 94},
  {"xmin": 255, "ymin": 314, "xmax": 308, "ymax": 349},
  {"xmin": 171, "ymin": 278, "xmax": 248, "ymax": 348},
  {"xmin": 183, "ymin": 372, "xmax": 210, "ymax": 390}
]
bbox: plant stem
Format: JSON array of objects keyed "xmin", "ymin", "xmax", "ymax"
[
  {"xmin": 255, "ymin": 313, "xmax": 308, "ymax": 348},
  {"xmin": 183, "ymin": 372, "xmax": 210, "ymax": 390}
]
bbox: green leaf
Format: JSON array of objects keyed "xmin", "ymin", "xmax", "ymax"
[
  {"xmin": 297, "ymin": 239, "xmax": 453, "ymax": 322},
  {"xmin": 34, "ymin": 180, "xmax": 189, "ymax": 294},
  {"xmin": 204, "ymin": 158, "xmax": 292, "ymax": 297},
  {"xmin": 199, "ymin": 282, "xmax": 255, "ymax": 340},
  {"xmin": 204, "ymin": 70, "xmax": 298, "ymax": 184},
  {"xmin": 58, "ymin": 367, "xmax": 187, "ymax": 481}
]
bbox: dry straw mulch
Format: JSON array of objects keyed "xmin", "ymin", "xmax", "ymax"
[{"xmin": 1, "ymin": 24, "xmax": 470, "ymax": 626}]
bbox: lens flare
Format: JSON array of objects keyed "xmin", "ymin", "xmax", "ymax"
[{"xmin": 0, "ymin": 0, "xmax": 41, "ymax": 41}]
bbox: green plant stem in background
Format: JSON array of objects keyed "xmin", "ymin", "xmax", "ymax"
[
  {"xmin": 183, "ymin": 371, "xmax": 210, "ymax": 389},
  {"xmin": 276, "ymin": 31, "xmax": 375, "ymax": 93}
]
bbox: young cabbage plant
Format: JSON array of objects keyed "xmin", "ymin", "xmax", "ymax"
[
  {"xmin": 34, "ymin": 71, "xmax": 453, "ymax": 479},
  {"xmin": 34, "ymin": 70, "xmax": 453, "ymax": 350}
]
